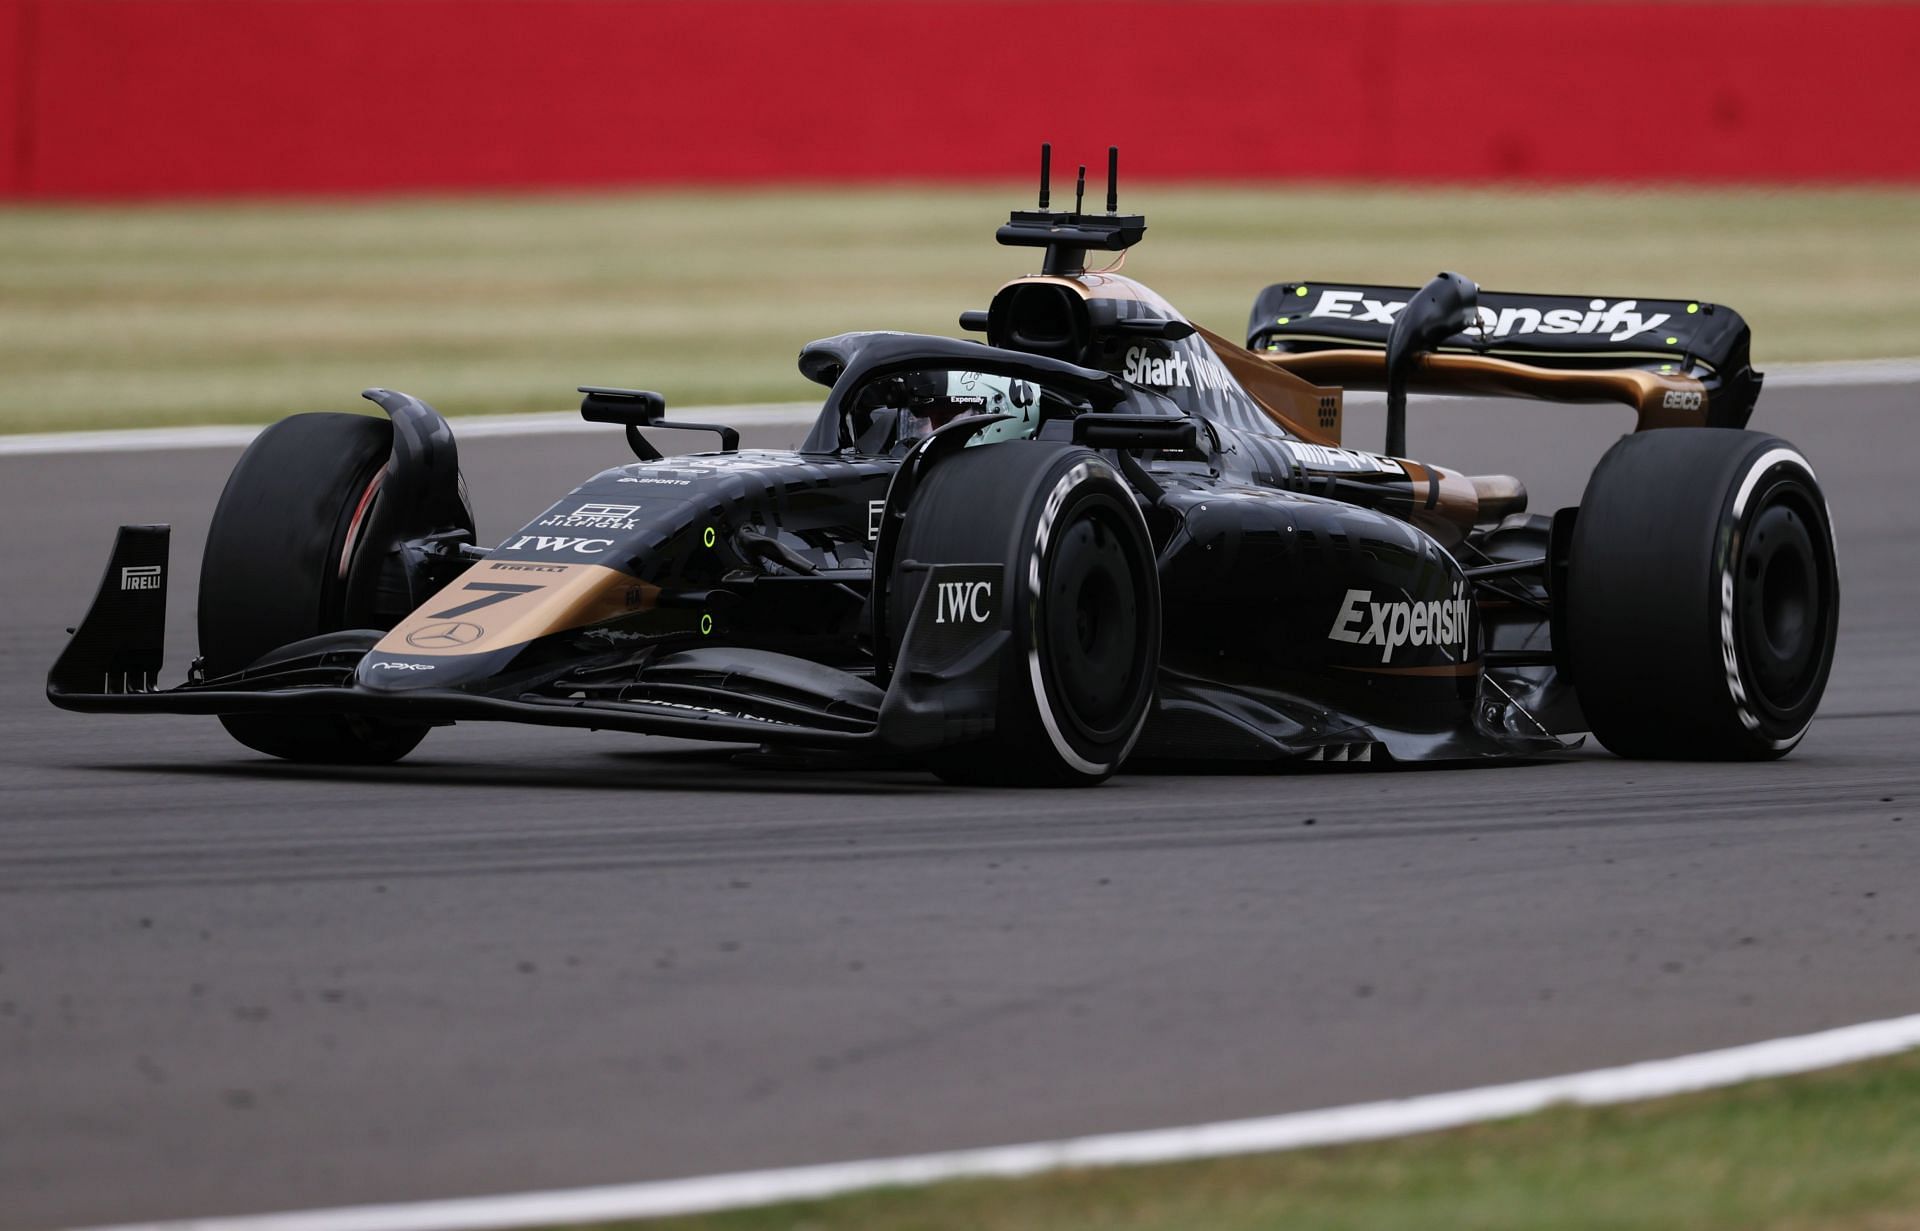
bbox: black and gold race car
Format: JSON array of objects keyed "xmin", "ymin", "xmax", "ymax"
[{"xmin": 48, "ymin": 148, "xmax": 1840, "ymax": 784}]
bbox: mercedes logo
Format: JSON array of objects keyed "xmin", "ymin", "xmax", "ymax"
[{"xmin": 406, "ymin": 621, "xmax": 484, "ymax": 649}]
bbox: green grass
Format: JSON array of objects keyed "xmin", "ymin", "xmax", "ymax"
[
  {"xmin": 592, "ymin": 1049, "xmax": 1920, "ymax": 1231},
  {"xmin": 2, "ymin": 186, "xmax": 1917, "ymax": 432}
]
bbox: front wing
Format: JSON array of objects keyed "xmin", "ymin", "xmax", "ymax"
[{"xmin": 47, "ymin": 526, "xmax": 1005, "ymax": 754}]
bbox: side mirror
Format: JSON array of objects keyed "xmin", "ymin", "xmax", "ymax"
[
  {"xmin": 579, "ymin": 386, "xmax": 738, "ymax": 460},
  {"xmin": 1383, "ymin": 272, "xmax": 1479, "ymax": 457},
  {"xmin": 579, "ymin": 386, "xmax": 666, "ymax": 426},
  {"xmin": 1111, "ymin": 314, "xmax": 1197, "ymax": 342}
]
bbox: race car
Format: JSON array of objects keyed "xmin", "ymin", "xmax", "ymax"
[{"xmin": 47, "ymin": 147, "xmax": 1840, "ymax": 784}]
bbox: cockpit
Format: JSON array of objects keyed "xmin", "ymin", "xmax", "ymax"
[
  {"xmin": 843, "ymin": 367, "xmax": 1089, "ymax": 456},
  {"xmin": 793, "ymin": 330, "xmax": 1180, "ymax": 457}
]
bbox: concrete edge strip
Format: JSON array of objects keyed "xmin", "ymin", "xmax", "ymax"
[
  {"xmin": 77, "ymin": 1010, "xmax": 1920, "ymax": 1231},
  {"xmin": 6, "ymin": 358, "xmax": 1918, "ymax": 459}
]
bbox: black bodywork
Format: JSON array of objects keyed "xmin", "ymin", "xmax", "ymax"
[{"xmin": 51, "ymin": 158, "xmax": 1637, "ymax": 770}]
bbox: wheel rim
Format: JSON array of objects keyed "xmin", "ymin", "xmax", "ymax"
[
  {"xmin": 1040, "ymin": 500, "xmax": 1151, "ymax": 743},
  {"xmin": 1735, "ymin": 480, "xmax": 1833, "ymax": 720}
]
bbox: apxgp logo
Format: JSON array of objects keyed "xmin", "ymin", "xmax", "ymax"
[
  {"xmin": 933, "ymin": 580, "xmax": 994, "ymax": 625},
  {"xmin": 1327, "ymin": 583, "xmax": 1471, "ymax": 664},
  {"xmin": 119, "ymin": 565, "xmax": 162, "ymax": 592}
]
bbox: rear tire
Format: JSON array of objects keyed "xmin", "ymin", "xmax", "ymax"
[
  {"xmin": 888, "ymin": 443, "xmax": 1160, "ymax": 786},
  {"xmin": 199, "ymin": 413, "xmax": 451, "ymax": 764},
  {"xmin": 1567, "ymin": 428, "xmax": 1838, "ymax": 760}
]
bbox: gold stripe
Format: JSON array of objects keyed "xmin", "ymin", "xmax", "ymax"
[{"xmin": 374, "ymin": 562, "xmax": 658, "ymax": 658}]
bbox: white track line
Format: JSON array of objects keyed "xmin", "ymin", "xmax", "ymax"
[
  {"xmin": 0, "ymin": 404, "xmax": 821, "ymax": 458},
  {"xmin": 5, "ymin": 359, "xmax": 1917, "ymax": 460},
  {"xmin": 79, "ymin": 1010, "xmax": 1920, "ymax": 1231},
  {"xmin": 1764, "ymin": 357, "xmax": 1920, "ymax": 388}
]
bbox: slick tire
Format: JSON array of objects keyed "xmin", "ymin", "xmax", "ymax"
[
  {"xmin": 1567, "ymin": 428, "xmax": 1838, "ymax": 760},
  {"xmin": 200, "ymin": 413, "xmax": 434, "ymax": 764},
  {"xmin": 889, "ymin": 442, "xmax": 1159, "ymax": 786}
]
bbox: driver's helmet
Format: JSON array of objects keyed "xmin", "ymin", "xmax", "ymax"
[{"xmin": 899, "ymin": 370, "xmax": 1041, "ymax": 444}]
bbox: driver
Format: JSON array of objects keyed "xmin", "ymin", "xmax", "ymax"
[{"xmin": 897, "ymin": 370, "xmax": 1041, "ymax": 444}]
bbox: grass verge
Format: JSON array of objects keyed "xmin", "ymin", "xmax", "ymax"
[
  {"xmin": 2, "ymin": 186, "xmax": 1917, "ymax": 433},
  {"xmin": 598, "ymin": 1048, "xmax": 1920, "ymax": 1231}
]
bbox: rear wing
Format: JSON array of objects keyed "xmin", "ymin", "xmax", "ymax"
[{"xmin": 1247, "ymin": 281, "xmax": 1762, "ymax": 430}]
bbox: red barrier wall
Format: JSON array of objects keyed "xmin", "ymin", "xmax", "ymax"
[
  {"xmin": 6, "ymin": 1, "xmax": 1918, "ymax": 198},
  {"xmin": 0, "ymin": 1, "xmax": 25, "ymax": 196}
]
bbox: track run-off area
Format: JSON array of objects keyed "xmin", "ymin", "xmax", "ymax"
[{"xmin": 2, "ymin": 378, "xmax": 1917, "ymax": 1228}]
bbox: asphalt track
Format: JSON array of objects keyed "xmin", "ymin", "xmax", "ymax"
[{"xmin": 2, "ymin": 388, "xmax": 1917, "ymax": 1229}]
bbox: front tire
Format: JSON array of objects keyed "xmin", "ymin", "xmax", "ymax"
[
  {"xmin": 1567, "ymin": 428, "xmax": 1838, "ymax": 760},
  {"xmin": 199, "ymin": 412, "xmax": 456, "ymax": 764},
  {"xmin": 888, "ymin": 443, "xmax": 1160, "ymax": 786}
]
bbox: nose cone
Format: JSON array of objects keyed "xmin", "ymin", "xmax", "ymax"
[
  {"xmin": 355, "ymin": 651, "xmax": 454, "ymax": 691},
  {"xmin": 355, "ymin": 640, "xmax": 521, "ymax": 692}
]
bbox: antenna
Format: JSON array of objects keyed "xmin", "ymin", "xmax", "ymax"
[{"xmin": 995, "ymin": 143, "xmax": 1148, "ymax": 275}]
